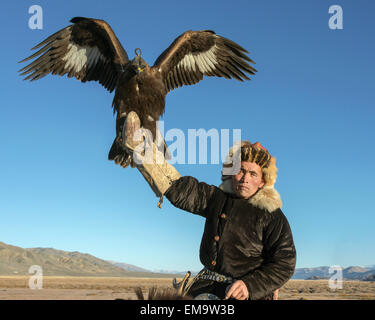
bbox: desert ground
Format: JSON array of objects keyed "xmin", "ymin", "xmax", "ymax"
[{"xmin": 0, "ymin": 276, "xmax": 374, "ymax": 300}]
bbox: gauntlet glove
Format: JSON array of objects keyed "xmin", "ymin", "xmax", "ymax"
[{"xmin": 123, "ymin": 111, "xmax": 181, "ymax": 207}]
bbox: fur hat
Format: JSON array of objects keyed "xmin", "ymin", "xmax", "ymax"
[
  {"xmin": 221, "ymin": 140, "xmax": 278, "ymax": 187},
  {"xmin": 219, "ymin": 140, "xmax": 282, "ymax": 212}
]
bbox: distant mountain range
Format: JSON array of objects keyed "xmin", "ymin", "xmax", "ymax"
[
  {"xmin": 106, "ymin": 260, "xmax": 150, "ymax": 273},
  {"xmin": 0, "ymin": 241, "xmax": 179, "ymax": 277},
  {"xmin": 292, "ymin": 265, "xmax": 375, "ymax": 281},
  {"xmin": 1, "ymin": 241, "xmax": 374, "ymax": 281}
]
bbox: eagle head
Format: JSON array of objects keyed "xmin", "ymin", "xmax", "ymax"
[{"xmin": 131, "ymin": 48, "xmax": 148, "ymax": 74}]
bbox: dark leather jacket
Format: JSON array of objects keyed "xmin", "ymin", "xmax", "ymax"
[{"xmin": 165, "ymin": 176, "xmax": 296, "ymax": 300}]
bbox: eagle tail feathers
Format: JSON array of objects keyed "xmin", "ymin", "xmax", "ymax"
[{"xmin": 108, "ymin": 140, "xmax": 135, "ymax": 168}]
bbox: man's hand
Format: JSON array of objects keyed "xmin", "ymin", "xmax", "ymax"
[
  {"xmin": 273, "ymin": 289, "xmax": 279, "ymax": 300},
  {"xmin": 123, "ymin": 111, "xmax": 143, "ymax": 152},
  {"xmin": 225, "ymin": 280, "xmax": 249, "ymax": 300}
]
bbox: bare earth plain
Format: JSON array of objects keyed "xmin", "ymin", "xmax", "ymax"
[{"xmin": 0, "ymin": 277, "xmax": 374, "ymax": 300}]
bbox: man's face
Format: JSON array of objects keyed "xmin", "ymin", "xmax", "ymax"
[{"xmin": 232, "ymin": 161, "xmax": 265, "ymax": 199}]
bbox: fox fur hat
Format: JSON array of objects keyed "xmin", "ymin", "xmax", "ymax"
[{"xmin": 219, "ymin": 140, "xmax": 282, "ymax": 212}]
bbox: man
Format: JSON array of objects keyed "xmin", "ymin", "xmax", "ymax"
[{"xmin": 124, "ymin": 112, "xmax": 296, "ymax": 300}]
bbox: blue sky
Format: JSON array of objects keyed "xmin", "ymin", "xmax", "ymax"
[{"xmin": 1, "ymin": 0, "xmax": 374, "ymax": 272}]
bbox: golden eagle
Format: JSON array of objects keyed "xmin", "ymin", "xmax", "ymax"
[{"xmin": 19, "ymin": 17, "xmax": 257, "ymax": 168}]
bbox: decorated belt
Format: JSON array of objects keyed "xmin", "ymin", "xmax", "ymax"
[{"xmin": 195, "ymin": 268, "xmax": 233, "ymax": 284}]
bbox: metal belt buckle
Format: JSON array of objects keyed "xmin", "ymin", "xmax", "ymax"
[{"xmin": 194, "ymin": 293, "xmax": 221, "ymax": 300}]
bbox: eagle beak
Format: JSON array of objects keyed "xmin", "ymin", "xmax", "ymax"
[{"xmin": 137, "ymin": 67, "xmax": 144, "ymax": 73}]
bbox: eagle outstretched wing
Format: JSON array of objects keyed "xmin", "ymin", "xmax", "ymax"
[
  {"xmin": 152, "ymin": 30, "xmax": 257, "ymax": 92},
  {"xmin": 19, "ymin": 17, "xmax": 129, "ymax": 92}
]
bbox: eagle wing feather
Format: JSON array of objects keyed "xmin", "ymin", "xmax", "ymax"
[
  {"xmin": 152, "ymin": 30, "xmax": 257, "ymax": 92},
  {"xmin": 19, "ymin": 17, "xmax": 129, "ymax": 93}
]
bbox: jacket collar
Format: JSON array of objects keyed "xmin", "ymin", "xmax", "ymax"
[{"xmin": 218, "ymin": 179, "xmax": 282, "ymax": 213}]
